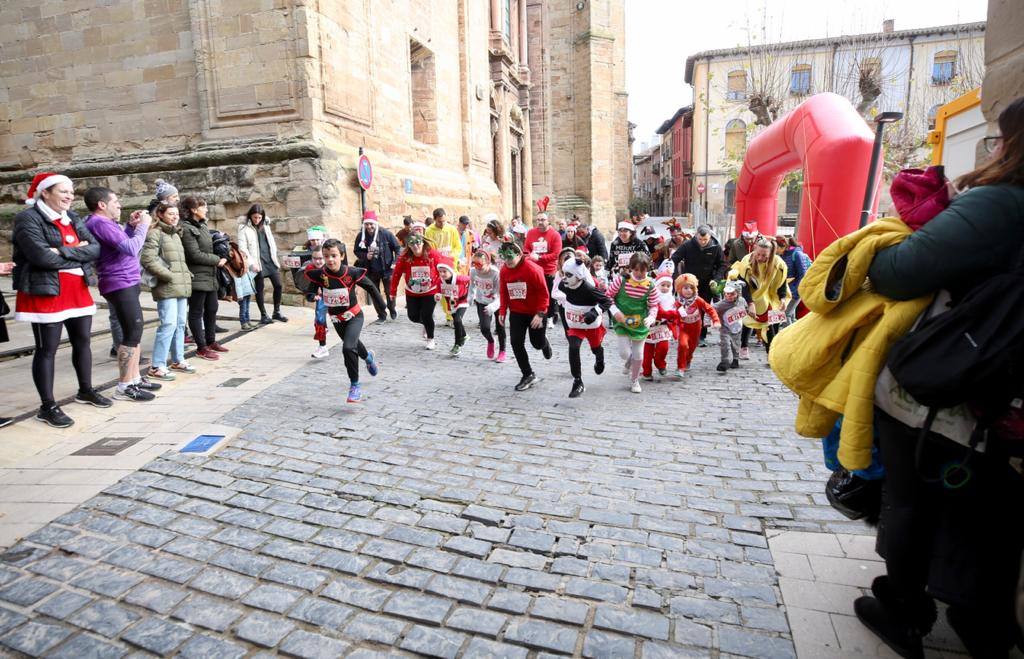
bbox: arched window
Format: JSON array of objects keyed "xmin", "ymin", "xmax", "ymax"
[
  {"xmin": 727, "ymin": 70, "xmax": 748, "ymax": 101},
  {"xmin": 724, "ymin": 180, "xmax": 737, "ymax": 214},
  {"xmin": 927, "ymin": 103, "xmax": 943, "ymax": 130},
  {"xmin": 932, "ymin": 50, "xmax": 957, "ymax": 85},
  {"xmin": 790, "ymin": 64, "xmax": 812, "ymax": 95},
  {"xmin": 725, "ymin": 119, "xmax": 747, "ymax": 159}
]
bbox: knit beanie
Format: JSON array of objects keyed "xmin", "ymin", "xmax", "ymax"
[{"xmin": 154, "ymin": 178, "xmax": 178, "ymax": 201}]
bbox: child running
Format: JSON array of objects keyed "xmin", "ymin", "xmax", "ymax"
[
  {"xmin": 303, "ymin": 239, "xmax": 384, "ymax": 403},
  {"xmin": 469, "ymin": 250, "xmax": 506, "ymax": 362},
  {"xmin": 608, "ymin": 252, "xmax": 659, "ymax": 393},
  {"xmin": 590, "ymin": 255, "xmax": 609, "ymax": 292},
  {"xmin": 713, "ymin": 280, "xmax": 747, "ymax": 372},
  {"xmin": 553, "ymin": 258, "xmax": 611, "ymax": 398},
  {"xmin": 303, "ymin": 248, "xmax": 330, "ymax": 359},
  {"xmin": 675, "ymin": 273, "xmax": 720, "ymax": 378},
  {"xmin": 642, "ymin": 272, "xmax": 678, "ymax": 381},
  {"xmin": 389, "ymin": 233, "xmax": 442, "ymax": 350},
  {"xmin": 496, "ymin": 240, "xmax": 552, "ymax": 391},
  {"xmin": 437, "ymin": 256, "xmax": 471, "ymax": 356}
]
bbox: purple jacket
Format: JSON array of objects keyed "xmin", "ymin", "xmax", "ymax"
[{"xmin": 85, "ymin": 214, "xmax": 145, "ymax": 295}]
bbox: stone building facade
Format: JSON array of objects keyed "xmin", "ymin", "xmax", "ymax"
[{"xmin": 0, "ymin": 0, "xmax": 629, "ymax": 255}]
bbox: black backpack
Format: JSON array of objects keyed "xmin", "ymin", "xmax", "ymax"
[{"xmin": 886, "ymin": 246, "xmax": 1024, "ymax": 459}]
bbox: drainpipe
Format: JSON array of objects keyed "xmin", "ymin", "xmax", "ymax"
[{"xmin": 704, "ymin": 58, "xmax": 710, "ymax": 215}]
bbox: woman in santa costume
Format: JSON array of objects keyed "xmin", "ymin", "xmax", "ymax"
[{"xmin": 12, "ymin": 172, "xmax": 111, "ymax": 428}]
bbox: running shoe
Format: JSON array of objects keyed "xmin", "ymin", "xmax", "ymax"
[
  {"xmin": 365, "ymin": 350, "xmax": 379, "ymax": 376},
  {"xmin": 75, "ymin": 389, "xmax": 113, "ymax": 408},
  {"xmin": 374, "ymin": 317, "xmax": 388, "ymax": 325},
  {"xmin": 569, "ymin": 379, "xmax": 585, "ymax": 398},
  {"xmin": 184, "ymin": 334, "xmax": 195, "ymax": 345},
  {"xmin": 541, "ymin": 342, "xmax": 552, "ymax": 360},
  {"xmin": 240, "ymin": 322, "xmax": 256, "ymax": 332},
  {"xmin": 425, "ymin": 339, "xmax": 436, "ymax": 350},
  {"xmin": 0, "ymin": 417, "xmax": 13, "ymax": 429},
  {"xmin": 698, "ymin": 339, "xmax": 707, "ymax": 348},
  {"xmin": 658, "ymin": 368, "xmax": 668, "ymax": 377},
  {"xmin": 514, "ymin": 373, "xmax": 538, "ymax": 391},
  {"xmin": 215, "ymin": 325, "xmax": 229, "ymax": 333},
  {"xmin": 594, "ymin": 352, "xmax": 605, "ymax": 374},
  {"xmin": 347, "ymin": 383, "xmax": 362, "ymax": 403},
  {"xmin": 36, "ymin": 405, "xmax": 73, "ymax": 428},
  {"xmin": 311, "ymin": 345, "xmax": 330, "ymax": 360},
  {"xmin": 113, "ymin": 385, "xmax": 155, "ymax": 402},
  {"xmin": 209, "ymin": 342, "xmax": 229, "ymax": 353},
  {"xmin": 716, "ymin": 361, "xmax": 730, "ymax": 372},
  {"xmin": 676, "ymin": 369, "xmax": 686, "ymax": 379},
  {"xmin": 486, "ymin": 342, "xmax": 495, "ymax": 360},
  {"xmin": 740, "ymin": 347, "xmax": 750, "ymax": 360},
  {"xmin": 390, "ymin": 309, "xmax": 398, "ymax": 320},
  {"xmin": 642, "ymin": 374, "xmax": 654, "ymax": 382},
  {"xmin": 260, "ymin": 316, "xmax": 273, "ymax": 326},
  {"xmin": 147, "ymin": 367, "xmax": 176, "ymax": 381},
  {"xmin": 136, "ymin": 377, "xmax": 162, "ymax": 391},
  {"xmin": 731, "ymin": 359, "xmax": 740, "ymax": 369},
  {"xmin": 495, "ymin": 350, "xmax": 506, "ymax": 363},
  {"xmin": 630, "ymin": 379, "xmax": 642, "ymax": 394},
  {"xmin": 170, "ymin": 361, "xmax": 197, "ymax": 373},
  {"xmin": 450, "ymin": 344, "xmax": 462, "ymax": 357}
]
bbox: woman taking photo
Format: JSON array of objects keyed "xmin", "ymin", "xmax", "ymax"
[
  {"xmin": 237, "ymin": 204, "xmax": 287, "ymax": 324},
  {"xmin": 141, "ymin": 203, "xmax": 195, "ymax": 381},
  {"xmin": 12, "ymin": 172, "xmax": 110, "ymax": 428},
  {"xmin": 180, "ymin": 196, "xmax": 227, "ymax": 361}
]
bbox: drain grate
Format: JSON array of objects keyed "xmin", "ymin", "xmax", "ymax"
[
  {"xmin": 218, "ymin": 378, "xmax": 250, "ymax": 388},
  {"xmin": 72, "ymin": 437, "xmax": 143, "ymax": 456}
]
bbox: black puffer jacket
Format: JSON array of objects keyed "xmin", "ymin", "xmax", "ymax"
[
  {"xmin": 12, "ymin": 205, "xmax": 99, "ymax": 296},
  {"xmin": 180, "ymin": 218, "xmax": 221, "ymax": 292},
  {"xmin": 671, "ymin": 235, "xmax": 725, "ymax": 299}
]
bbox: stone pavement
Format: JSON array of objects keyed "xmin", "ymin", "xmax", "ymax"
[{"xmin": 0, "ymin": 308, "xmax": 977, "ymax": 658}]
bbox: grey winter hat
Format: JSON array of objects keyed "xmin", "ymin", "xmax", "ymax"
[{"xmin": 154, "ymin": 178, "xmax": 179, "ymax": 200}]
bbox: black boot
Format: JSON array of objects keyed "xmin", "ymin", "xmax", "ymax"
[
  {"xmin": 569, "ymin": 379, "xmax": 585, "ymax": 398},
  {"xmin": 716, "ymin": 360, "xmax": 730, "ymax": 372},
  {"xmin": 593, "ymin": 347, "xmax": 605, "ymax": 374},
  {"xmin": 854, "ymin": 578, "xmax": 935, "ymax": 659},
  {"xmin": 730, "ymin": 359, "xmax": 740, "ymax": 369}
]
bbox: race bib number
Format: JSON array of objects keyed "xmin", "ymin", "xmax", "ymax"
[
  {"xmin": 410, "ymin": 265, "xmax": 431, "ymax": 293},
  {"xmin": 321, "ymin": 287, "xmax": 349, "ymax": 307},
  {"xmin": 680, "ymin": 304, "xmax": 700, "ymax": 324},
  {"xmin": 617, "ymin": 252, "xmax": 631, "ymax": 267},
  {"xmin": 441, "ymin": 282, "xmax": 458, "ymax": 299},
  {"xmin": 477, "ymin": 279, "xmax": 494, "ymax": 298},
  {"xmin": 768, "ymin": 309, "xmax": 787, "ymax": 325},
  {"xmin": 280, "ymin": 254, "xmax": 302, "ymax": 269},
  {"xmin": 723, "ymin": 307, "xmax": 747, "ymax": 331},
  {"xmin": 647, "ymin": 324, "xmax": 672, "ymax": 342},
  {"xmin": 440, "ymin": 246, "xmax": 452, "ymax": 256},
  {"xmin": 566, "ymin": 309, "xmax": 589, "ymax": 325},
  {"xmin": 532, "ymin": 239, "xmax": 548, "ymax": 255},
  {"xmin": 507, "ymin": 281, "xmax": 527, "ymax": 300}
]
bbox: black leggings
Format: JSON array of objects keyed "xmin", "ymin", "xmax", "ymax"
[
  {"xmin": 544, "ymin": 275, "xmax": 556, "ymax": 318},
  {"xmin": 254, "ymin": 269, "xmax": 283, "ymax": 318},
  {"xmin": 452, "ymin": 307, "xmax": 467, "ymax": 346},
  {"xmin": 567, "ymin": 335, "xmax": 603, "ymax": 380},
  {"xmin": 406, "ymin": 295, "xmax": 436, "ymax": 339},
  {"xmin": 32, "ymin": 316, "xmax": 93, "ymax": 406},
  {"xmin": 476, "ymin": 302, "xmax": 506, "ymax": 351},
  {"xmin": 188, "ymin": 290, "xmax": 219, "ymax": 348},
  {"xmin": 508, "ymin": 312, "xmax": 549, "ymax": 377},
  {"xmin": 365, "ymin": 271, "xmax": 396, "ymax": 318},
  {"xmin": 332, "ymin": 313, "xmax": 369, "ymax": 384},
  {"xmin": 103, "ymin": 284, "xmax": 143, "ymax": 348}
]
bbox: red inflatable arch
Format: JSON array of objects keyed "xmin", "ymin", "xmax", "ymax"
[{"xmin": 734, "ymin": 93, "xmax": 880, "ymax": 258}]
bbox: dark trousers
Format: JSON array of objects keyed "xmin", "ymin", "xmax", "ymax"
[
  {"xmin": 365, "ymin": 270, "xmax": 396, "ymax": 319},
  {"xmin": 568, "ymin": 335, "xmax": 603, "ymax": 380},
  {"xmin": 544, "ymin": 275, "xmax": 556, "ymax": 318},
  {"xmin": 508, "ymin": 312, "xmax": 549, "ymax": 377},
  {"xmin": 476, "ymin": 302, "xmax": 506, "ymax": 351},
  {"xmin": 103, "ymin": 284, "xmax": 143, "ymax": 348},
  {"xmin": 406, "ymin": 295, "xmax": 436, "ymax": 339},
  {"xmin": 254, "ymin": 269, "xmax": 283, "ymax": 318},
  {"xmin": 332, "ymin": 313, "xmax": 369, "ymax": 384},
  {"xmin": 188, "ymin": 290, "xmax": 219, "ymax": 349},
  {"xmin": 32, "ymin": 316, "xmax": 93, "ymax": 406},
  {"xmin": 453, "ymin": 307, "xmax": 467, "ymax": 346}
]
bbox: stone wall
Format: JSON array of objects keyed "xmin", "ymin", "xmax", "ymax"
[{"xmin": 982, "ymin": 0, "xmax": 1024, "ymax": 125}]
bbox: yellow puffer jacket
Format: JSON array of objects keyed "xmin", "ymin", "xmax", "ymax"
[
  {"xmin": 768, "ymin": 217, "xmax": 932, "ymax": 470},
  {"xmin": 728, "ymin": 252, "xmax": 789, "ymax": 331}
]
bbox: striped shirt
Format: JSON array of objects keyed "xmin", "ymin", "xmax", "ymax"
[{"xmin": 607, "ymin": 275, "xmax": 659, "ymax": 311}]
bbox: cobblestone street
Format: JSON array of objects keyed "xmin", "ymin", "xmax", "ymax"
[{"xmin": 0, "ymin": 315, "xmax": 885, "ymax": 658}]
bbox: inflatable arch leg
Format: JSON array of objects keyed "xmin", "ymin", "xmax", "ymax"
[{"xmin": 734, "ymin": 93, "xmax": 880, "ymax": 259}]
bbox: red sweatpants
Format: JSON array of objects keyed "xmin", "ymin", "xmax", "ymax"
[
  {"xmin": 677, "ymin": 322, "xmax": 701, "ymax": 371},
  {"xmin": 642, "ymin": 341, "xmax": 669, "ymax": 376}
]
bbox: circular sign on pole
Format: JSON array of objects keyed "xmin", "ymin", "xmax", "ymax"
[
  {"xmin": 697, "ymin": 182, "xmax": 706, "ymax": 195},
  {"xmin": 357, "ymin": 154, "xmax": 373, "ymax": 190}
]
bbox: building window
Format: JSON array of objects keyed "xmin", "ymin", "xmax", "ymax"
[
  {"xmin": 724, "ymin": 180, "xmax": 737, "ymax": 214},
  {"xmin": 932, "ymin": 50, "xmax": 957, "ymax": 85},
  {"xmin": 410, "ymin": 40, "xmax": 438, "ymax": 144},
  {"xmin": 790, "ymin": 64, "xmax": 811, "ymax": 96},
  {"xmin": 785, "ymin": 181, "xmax": 802, "ymax": 214},
  {"xmin": 727, "ymin": 70, "xmax": 748, "ymax": 101},
  {"xmin": 927, "ymin": 103, "xmax": 942, "ymax": 130},
  {"xmin": 725, "ymin": 119, "xmax": 747, "ymax": 159},
  {"xmin": 503, "ymin": 0, "xmax": 512, "ymax": 40}
]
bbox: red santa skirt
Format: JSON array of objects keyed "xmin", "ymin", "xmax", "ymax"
[
  {"xmin": 567, "ymin": 324, "xmax": 606, "ymax": 349},
  {"xmin": 15, "ymin": 272, "xmax": 96, "ymax": 324}
]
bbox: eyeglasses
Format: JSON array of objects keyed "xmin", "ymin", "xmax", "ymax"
[{"xmin": 983, "ymin": 135, "xmax": 1003, "ymax": 154}]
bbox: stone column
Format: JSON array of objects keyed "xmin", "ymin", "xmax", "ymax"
[
  {"xmin": 520, "ymin": 111, "xmax": 533, "ymax": 224},
  {"xmin": 490, "ymin": 0, "xmax": 501, "ymax": 34},
  {"xmin": 518, "ymin": 0, "xmax": 529, "ymax": 74},
  {"xmin": 494, "ymin": 91, "xmax": 512, "ymax": 219}
]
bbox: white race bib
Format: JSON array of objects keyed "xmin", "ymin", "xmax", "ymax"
[
  {"xmin": 680, "ymin": 302, "xmax": 700, "ymax": 324},
  {"xmin": 723, "ymin": 307, "xmax": 747, "ymax": 332},
  {"xmin": 322, "ymin": 287, "xmax": 350, "ymax": 307},
  {"xmin": 280, "ymin": 254, "xmax": 302, "ymax": 269},
  {"xmin": 617, "ymin": 252, "xmax": 631, "ymax": 267},
  {"xmin": 409, "ymin": 265, "xmax": 432, "ymax": 294},
  {"xmin": 477, "ymin": 279, "xmax": 494, "ymax": 298},
  {"xmin": 647, "ymin": 324, "xmax": 672, "ymax": 342},
  {"xmin": 507, "ymin": 281, "xmax": 527, "ymax": 300},
  {"xmin": 768, "ymin": 309, "xmax": 787, "ymax": 325},
  {"xmin": 532, "ymin": 238, "xmax": 548, "ymax": 255},
  {"xmin": 441, "ymin": 282, "xmax": 458, "ymax": 299}
]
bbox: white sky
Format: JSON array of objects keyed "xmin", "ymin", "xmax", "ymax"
[{"xmin": 625, "ymin": 0, "xmax": 989, "ymax": 151}]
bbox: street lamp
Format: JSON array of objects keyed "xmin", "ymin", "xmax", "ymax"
[{"xmin": 859, "ymin": 111, "xmax": 903, "ymax": 228}]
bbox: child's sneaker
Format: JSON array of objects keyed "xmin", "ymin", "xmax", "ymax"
[
  {"xmin": 740, "ymin": 347, "xmax": 751, "ymax": 360},
  {"xmin": 642, "ymin": 374, "xmax": 654, "ymax": 382},
  {"xmin": 425, "ymin": 339, "xmax": 436, "ymax": 350},
  {"xmin": 496, "ymin": 350, "xmax": 506, "ymax": 363},
  {"xmin": 676, "ymin": 369, "xmax": 687, "ymax": 379},
  {"xmin": 365, "ymin": 350, "xmax": 378, "ymax": 376},
  {"xmin": 657, "ymin": 368, "xmax": 668, "ymax": 377},
  {"xmin": 346, "ymin": 383, "xmax": 362, "ymax": 403},
  {"xmin": 449, "ymin": 344, "xmax": 462, "ymax": 357},
  {"xmin": 486, "ymin": 342, "xmax": 495, "ymax": 360},
  {"xmin": 716, "ymin": 361, "xmax": 730, "ymax": 372},
  {"xmin": 731, "ymin": 359, "xmax": 740, "ymax": 369},
  {"xmin": 630, "ymin": 379, "xmax": 642, "ymax": 394},
  {"xmin": 311, "ymin": 345, "xmax": 330, "ymax": 360}
]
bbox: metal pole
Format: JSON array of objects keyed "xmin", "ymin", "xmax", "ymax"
[
  {"xmin": 859, "ymin": 122, "xmax": 885, "ymax": 228},
  {"xmin": 358, "ymin": 147, "xmax": 366, "ymax": 216}
]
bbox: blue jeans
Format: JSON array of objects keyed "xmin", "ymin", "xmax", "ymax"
[
  {"xmin": 153, "ymin": 297, "xmax": 187, "ymax": 369},
  {"xmin": 239, "ymin": 296, "xmax": 251, "ymax": 324}
]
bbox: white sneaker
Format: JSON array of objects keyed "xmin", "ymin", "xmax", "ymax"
[
  {"xmin": 676, "ymin": 369, "xmax": 686, "ymax": 379},
  {"xmin": 425, "ymin": 339, "xmax": 436, "ymax": 350},
  {"xmin": 311, "ymin": 345, "xmax": 330, "ymax": 360},
  {"xmin": 630, "ymin": 379, "xmax": 642, "ymax": 394}
]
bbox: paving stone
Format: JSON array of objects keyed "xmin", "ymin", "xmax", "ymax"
[
  {"xmin": 487, "ymin": 588, "xmax": 532, "ymax": 614},
  {"xmin": 138, "ymin": 556, "xmax": 201, "ymax": 584},
  {"xmin": 583, "ymin": 629, "xmax": 638, "ymax": 658},
  {"xmin": 123, "ymin": 581, "xmax": 188, "ymax": 615},
  {"xmin": 34, "ymin": 590, "xmax": 92, "ymax": 620},
  {"xmin": 444, "ymin": 535, "xmax": 491, "ymax": 559},
  {"xmin": 452, "ymin": 557, "xmax": 504, "ymax": 583},
  {"xmin": 288, "ymin": 597, "xmax": 355, "ymax": 628},
  {"xmin": 279, "ymin": 629, "xmax": 350, "ymax": 659},
  {"xmin": 565, "ymin": 577, "xmax": 628, "ymax": 603},
  {"xmin": 310, "ymin": 528, "xmax": 365, "ymax": 551},
  {"xmin": 672, "ymin": 617, "xmax": 714, "ymax": 648},
  {"xmin": 551, "ymin": 556, "xmax": 589, "ymax": 576},
  {"xmin": 0, "ymin": 579, "xmax": 60, "ymax": 606},
  {"xmin": 259, "ymin": 539, "xmax": 321, "ymax": 564},
  {"xmin": 190, "ymin": 567, "xmax": 256, "ymax": 599},
  {"xmin": 400, "ymin": 624, "xmax": 467, "ymax": 659},
  {"xmin": 502, "ymin": 567, "xmax": 561, "ymax": 592},
  {"xmin": 704, "ymin": 577, "xmax": 777, "ymax": 605},
  {"xmin": 27, "ymin": 556, "xmax": 91, "ymax": 581},
  {"xmin": 592, "ymin": 563, "xmax": 631, "ymax": 585},
  {"xmin": 178, "ymin": 634, "xmax": 247, "ymax": 659},
  {"xmin": 237, "ymin": 611, "xmax": 295, "ymax": 648},
  {"xmin": 121, "ymin": 617, "xmax": 193, "ymax": 655},
  {"xmin": 0, "ymin": 620, "xmax": 72, "ymax": 655},
  {"xmin": 445, "ymin": 606, "xmax": 508, "ymax": 636},
  {"xmin": 311, "ymin": 549, "xmax": 371, "ymax": 575},
  {"xmin": 741, "ymin": 605, "xmax": 790, "ymax": 632},
  {"xmin": 0, "ymin": 607, "xmax": 27, "ymax": 635},
  {"xmin": 171, "ymin": 595, "xmax": 242, "ymax": 632},
  {"xmin": 425, "ymin": 574, "xmax": 491, "ymax": 605},
  {"xmin": 264, "ymin": 519, "xmax": 318, "ymax": 542},
  {"xmin": 669, "ymin": 595, "xmax": 741, "ymax": 624},
  {"xmin": 461, "ymin": 504, "xmax": 505, "ymax": 525},
  {"xmin": 163, "ymin": 536, "xmax": 221, "ymax": 561},
  {"xmin": 593, "ymin": 604, "xmax": 670, "ymax": 640},
  {"xmin": 47, "ymin": 632, "xmax": 125, "ymax": 659},
  {"xmin": 508, "ymin": 528, "xmax": 556, "ymax": 553},
  {"xmin": 342, "ymin": 612, "xmax": 407, "ymax": 644},
  {"xmin": 504, "ymin": 618, "xmax": 579, "ymax": 654},
  {"xmin": 463, "ymin": 637, "xmax": 529, "ymax": 659},
  {"xmin": 241, "ymin": 584, "xmax": 303, "ymax": 614},
  {"xmin": 407, "ymin": 547, "xmax": 458, "ymax": 573},
  {"xmin": 263, "ymin": 562, "xmax": 329, "ymax": 591},
  {"xmin": 717, "ymin": 626, "xmax": 796, "ymax": 659},
  {"xmin": 211, "ymin": 527, "xmax": 266, "ymax": 550},
  {"xmin": 419, "ymin": 514, "xmax": 469, "ymax": 534},
  {"xmin": 382, "ymin": 591, "xmax": 452, "ymax": 624},
  {"xmin": 532, "ymin": 596, "xmax": 590, "ymax": 624},
  {"xmin": 69, "ymin": 601, "xmax": 140, "ymax": 637},
  {"xmin": 321, "ymin": 578, "xmax": 391, "ymax": 611}
]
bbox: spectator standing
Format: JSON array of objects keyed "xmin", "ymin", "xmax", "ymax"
[
  {"xmin": 776, "ymin": 235, "xmax": 810, "ymax": 325},
  {"xmin": 523, "ymin": 213, "xmax": 563, "ymax": 322},
  {"xmin": 456, "ymin": 215, "xmax": 480, "ymax": 273},
  {"xmin": 180, "ymin": 196, "xmax": 227, "ymax": 361},
  {"xmin": 238, "ymin": 204, "xmax": 287, "ymax": 324},
  {"xmin": 0, "ymin": 261, "xmax": 13, "ymax": 428},
  {"xmin": 396, "ymin": 215, "xmax": 413, "ymax": 248},
  {"xmin": 577, "ymin": 223, "xmax": 609, "ymax": 261},
  {"xmin": 353, "ymin": 210, "xmax": 400, "ymax": 323},
  {"xmin": 141, "ymin": 203, "xmax": 195, "ymax": 380}
]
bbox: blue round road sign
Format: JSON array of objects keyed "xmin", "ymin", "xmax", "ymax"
[{"xmin": 358, "ymin": 154, "xmax": 373, "ymax": 190}]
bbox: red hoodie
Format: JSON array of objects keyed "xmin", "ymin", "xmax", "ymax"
[
  {"xmin": 524, "ymin": 227, "xmax": 562, "ymax": 275},
  {"xmin": 499, "ymin": 257, "xmax": 549, "ymax": 318},
  {"xmin": 390, "ymin": 248, "xmax": 441, "ymax": 297},
  {"xmin": 440, "ymin": 273, "xmax": 471, "ymax": 310}
]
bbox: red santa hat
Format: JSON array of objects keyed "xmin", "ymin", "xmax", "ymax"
[
  {"xmin": 436, "ymin": 255, "xmax": 456, "ymax": 276},
  {"xmin": 362, "ymin": 210, "xmax": 379, "ymax": 225},
  {"xmin": 25, "ymin": 172, "xmax": 72, "ymax": 205},
  {"xmin": 655, "ymin": 274, "xmax": 674, "ymax": 287}
]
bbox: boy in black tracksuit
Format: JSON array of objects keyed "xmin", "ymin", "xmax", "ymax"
[{"xmin": 552, "ymin": 258, "xmax": 612, "ymax": 398}]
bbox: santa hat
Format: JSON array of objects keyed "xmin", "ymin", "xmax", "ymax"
[
  {"xmin": 890, "ymin": 166, "xmax": 949, "ymax": 231},
  {"xmin": 362, "ymin": 210, "xmax": 379, "ymax": 225},
  {"xmin": 655, "ymin": 274, "xmax": 674, "ymax": 287},
  {"xmin": 616, "ymin": 221, "xmax": 635, "ymax": 232},
  {"xmin": 411, "ymin": 221, "xmax": 427, "ymax": 230},
  {"xmin": 25, "ymin": 172, "xmax": 72, "ymax": 205},
  {"xmin": 306, "ymin": 225, "xmax": 327, "ymax": 241},
  {"xmin": 436, "ymin": 256, "xmax": 456, "ymax": 276}
]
